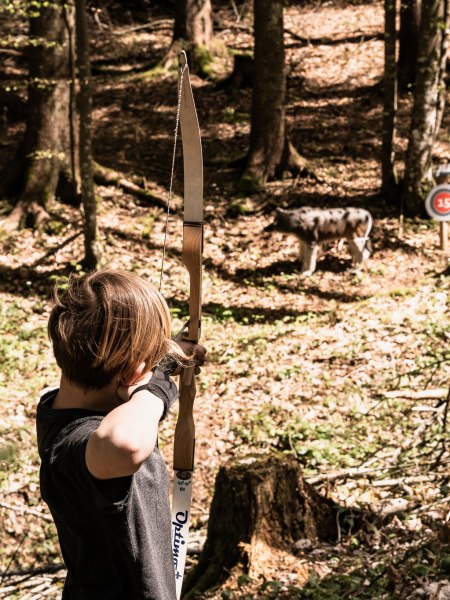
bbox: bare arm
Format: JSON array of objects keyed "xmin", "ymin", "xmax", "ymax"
[
  {"xmin": 85, "ymin": 390, "xmax": 164, "ymax": 480},
  {"xmin": 85, "ymin": 340, "xmax": 205, "ymax": 481}
]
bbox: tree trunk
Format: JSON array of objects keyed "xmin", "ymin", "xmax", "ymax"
[
  {"xmin": 381, "ymin": 0, "xmax": 398, "ymax": 199},
  {"xmin": 402, "ymin": 0, "xmax": 449, "ymax": 216},
  {"xmin": 173, "ymin": 0, "xmax": 213, "ymax": 47},
  {"xmin": 239, "ymin": 0, "xmax": 304, "ymax": 194},
  {"xmin": 76, "ymin": 0, "xmax": 101, "ymax": 269},
  {"xmin": 4, "ymin": 1, "xmax": 79, "ymax": 230},
  {"xmin": 182, "ymin": 455, "xmax": 360, "ymax": 598},
  {"xmin": 165, "ymin": 0, "xmax": 213, "ymax": 75},
  {"xmin": 241, "ymin": 0, "xmax": 285, "ymax": 193},
  {"xmin": 398, "ymin": 0, "xmax": 421, "ymax": 91}
]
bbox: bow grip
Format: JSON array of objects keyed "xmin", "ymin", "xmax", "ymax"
[{"xmin": 173, "ymin": 366, "xmax": 197, "ymax": 471}]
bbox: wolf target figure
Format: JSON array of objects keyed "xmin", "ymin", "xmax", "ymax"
[{"xmin": 265, "ymin": 207, "xmax": 373, "ymax": 275}]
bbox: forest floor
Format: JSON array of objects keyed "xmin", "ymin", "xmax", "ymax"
[{"xmin": 1, "ymin": 0, "xmax": 450, "ymax": 598}]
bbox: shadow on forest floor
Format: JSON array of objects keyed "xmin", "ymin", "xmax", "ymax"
[{"xmin": 91, "ymin": 69, "xmax": 386, "ymax": 196}]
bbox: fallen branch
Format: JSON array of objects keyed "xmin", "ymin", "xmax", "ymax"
[
  {"xmin": 31, "ymin": 231, "xmax": 82, "ymax": 267},
  {"xmin": 216, "ymin": 21, "xmax": 384, "ymax": 47},
  {"xmin": 0, "ymin": 48, "xmax": 23, "ymax": 57},
  {"xmin": 0, "ymin": 532, "xmax": 27, "ymax": 586},
  {"xmin": 0, "ymin": 573, "xmax": 64, "ymax": 599},
  {"xmin": 372, "ymin": 474, "xmax": 443, "ymax": 487},
  {"xmin": 93, "ymin": 162, "xmax": 176, "ymax": 212},
  {"xmin": 429, "ymin": 387, "xmax": 450, "ymax": 467},
  {"xmin": 306, "ymin": 464, "xmax": 390, "ymax": 485},
  {"xmin": 0, "ymin": 564, "xmax": 64, "ymax": 578},
  {"xmin": 441, "ymin": 387, "xmax": 450, "ymax": 433},
  {"xmin": 415, "ymin": 495, "xmax": 450, "ymax": 513},
  {"xmin": 284, "ymin": 28, "xmax": 384, "ymax": 46},
  {"xmin": 0, "ymin": 501, "xmax": 53, "ymax": 523},
  {"xmin": 383, "ymin": 388, "xmax": 448, "ymax": 400},
  {"xmin": 411, "ymin": 405, "xmax": 445, "ymax": 412},
  {"xmin": 380, "ymin": 498, "xmax": 419, "ymax": 516},
  {"xmin": 111, "ymin": 19, "xmax": 173, "ymax": 36},
  {"xmin": 307, "ymin": 455, "xmax": 450, "ymax": 485}
]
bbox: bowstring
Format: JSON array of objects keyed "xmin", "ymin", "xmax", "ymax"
[{"xmin": 159, "ymin": 61, "xmax": 187, "ymax": 292}]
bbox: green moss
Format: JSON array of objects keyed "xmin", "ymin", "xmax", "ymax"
[
  {"xmin": 222, "ymin": 107, "xmax": 250, "ymax": 124},
  {"xmin": 388, "ymin": 287, "xmax": 415, "ymax": 297},
  {"xmin": 192, "ymin": 45, "xmax": 215, "ymax": 78},
  {"xmin": 226, "ymin": 199, "xmax": 249, "ymax": 218},
  {"xmin": 141, "ymin": 214, "xmax": 156, "ymax": 239},
  {"xmin": 236, "ymin": 172, "xmax": 266, "ymax": 196},
  {"xmin": 141, "ymin": 64, "xmax": 169, "ymax": 80},
  {"xmin": 43, "ymin": 219, "xmax": 64, "ymax": 235}
]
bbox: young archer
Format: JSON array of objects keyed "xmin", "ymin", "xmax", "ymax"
[{"xmin": 36, "ymin": 267, "xmax": 206, "ymax": 599}]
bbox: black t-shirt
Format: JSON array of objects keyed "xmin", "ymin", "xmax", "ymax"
[{"xmin": 36, "ymin": 390, "xmax": 177, "ymax": 600}]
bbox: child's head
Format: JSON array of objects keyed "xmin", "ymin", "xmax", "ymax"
[{"xmin": 48, "ymin": 268, "xmax": 180, "ymax": 390}]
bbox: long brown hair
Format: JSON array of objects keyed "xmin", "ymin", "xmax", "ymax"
[{"xmin": 48, "ymin": 268, "xmax": 184, "ymax": 389}]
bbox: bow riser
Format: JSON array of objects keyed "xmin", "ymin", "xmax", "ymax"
[
  {"xmin": 183, "ymin": 222, "xmax": 203, "ymax": 343},
  {"xmin": 173, "ymin": 222, "xmax": 202, "ymax": 472}
]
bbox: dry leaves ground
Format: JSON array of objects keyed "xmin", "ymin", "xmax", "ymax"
[{"xmin": 1, "ymin": 1, "xmax": 450, "ymax": 599}]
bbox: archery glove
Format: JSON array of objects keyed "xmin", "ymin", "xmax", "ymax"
[{"xmin": 128, "ymin": 368, "xmax": 179, "ymax": 421}]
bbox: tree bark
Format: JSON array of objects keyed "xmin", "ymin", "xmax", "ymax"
[
  {"xmin": 239, "ymin": 0, "xmax": 304, "ymax": 194},
  {"xmin": 173, "ymin": 0, "xmax": 213, "ymax": 47},
  {"xmin": 381, "ymin": 0, "xmax": 398, "ymax": 199},
  {"xmin": 164, "ymin": 0, "xmax": 213, "ymax": 75},
  {"xmin": 398, "ymin": 0, "xmax": 421, "ymax": 91},
  {"xmin": 402, "ymin": 0, "xmax": 449, "ymax": 216},
  {"xmin": 241, "ymin": 0, "xmax": 285, "ymax": 192},
  {"xmin": 182, "ymin": 455, "xmax": 360, "ymax": 598},
  {"xmin": 4, "ymin": 1, "xmax": 79, "ymax": 230},
  {"xmin": 76, "ymin": 0, "xmax": 101, "ymax": 269}
]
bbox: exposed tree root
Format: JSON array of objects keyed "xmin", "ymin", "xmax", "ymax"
[
  {"xmin": 237, "ymin": 138, "xmax": 320, "ymax": 196},
  {"xmin": 0, "ymin": 199, "xmax": 50, "ymax": 232}
]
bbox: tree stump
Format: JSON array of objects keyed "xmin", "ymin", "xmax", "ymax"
[
  {"xmin": 182, "ymin": 454, "xmax": 353, "ymax": 598},
  {"xmin": 217, "ymin": 54, "xmax": 254, "ymax": 93}
]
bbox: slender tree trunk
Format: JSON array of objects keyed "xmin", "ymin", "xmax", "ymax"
[
  {"xmin": 239, "ymin": 0, "xmax": 294, "ymax": 193},
  {"xmin": 398, "ymin": 0, "xmax": 421, "ymax": 91},
  {"xmin": 248, "ymin": 0, "xmax": 285, "ymax": 185},
  {"xmin": 4, "ymin": 1, "xmax": 79, "ymax": 230},
  {"xmin": 402, "ymin": 0, "xmax": 449, "ymax": 216},
  {"xmin": 76, "ymin": 0, "xmax": 101, "ymax": 268},
  {"xmin": 63, "ymin": 1, "xmax": 78, "ymax": 190},
  {"xmin": 381, "ymin": 0, "xmax": 398, "ymax": 199}
]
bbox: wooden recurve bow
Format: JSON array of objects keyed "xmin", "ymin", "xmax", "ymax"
[{"xmin": 170, "ymin": 51, "xmax": 203, "ymax": 600}]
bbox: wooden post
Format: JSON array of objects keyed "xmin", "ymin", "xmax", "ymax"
[{"xmin": 440, "ymin": 221, "xmax": 449, "ymax": 253}]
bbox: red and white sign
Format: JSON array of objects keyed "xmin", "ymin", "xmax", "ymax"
[{"xmin": 425, "ymin": 185, "xmax": 450, "ymax": 221}]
